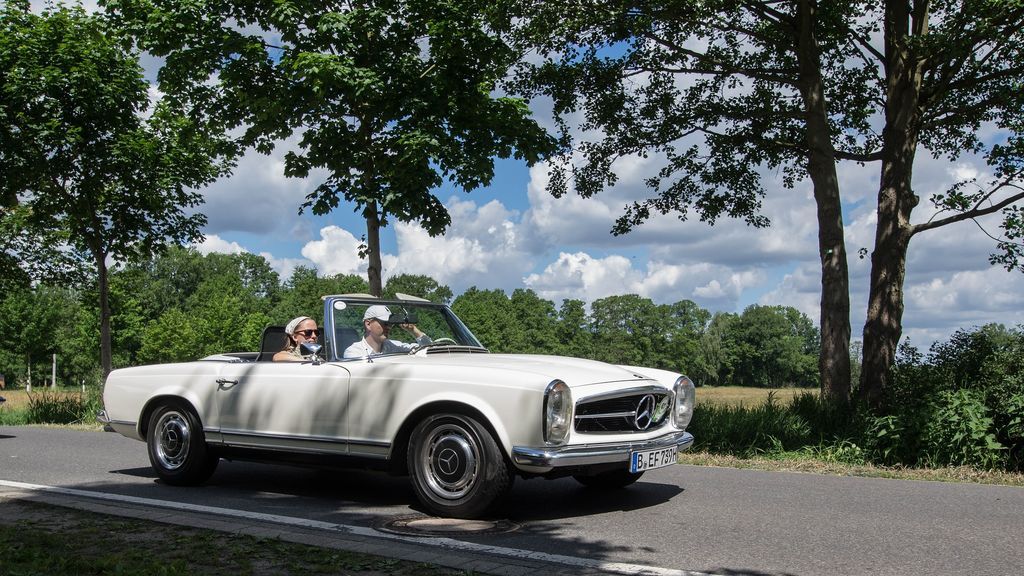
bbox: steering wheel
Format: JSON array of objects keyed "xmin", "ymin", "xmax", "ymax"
[{"xmin": 408, "ymin": 337, "xmax": 458, "ymax": 354}]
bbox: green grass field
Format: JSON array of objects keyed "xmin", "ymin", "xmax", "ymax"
[
  {"xmin": 696, "ymin": 385, "xmax": 817, "ymax": 407},
  {"xmin": 1, "ymin": 388, "xmax": 84, "ymax": 411}
]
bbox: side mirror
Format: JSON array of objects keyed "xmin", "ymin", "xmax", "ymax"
[{"xmin": 301, "ymin": 341, "xmax": 323, "ymax": 364}]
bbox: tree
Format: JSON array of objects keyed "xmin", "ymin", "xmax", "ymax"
[
  {"xmin": 512, "ymin": 0, "xmax": 1024, "ymax": 406},
  {"xmin": 695, "ymin": 312, "xmax": 736, "ymax": 387},
  {"xmin": 0, "ymin": 206, "xmax": 83, "ymax": 292},
  {"xmin": 106, "ymin": 0, "xmax": 557, "ymax": 296},
  {"xmin": 662, "ymin": 300, "xmax": 712, "ymax": 376},
  {"xmin": 556, "ymin": 298, "xmax": 592, "ymax": 358},
  {"xmin": 589, "ymin": 294, "xmax": 668, "ymax": 366},
  {"xmin": 451, "ymin": 287, "xmax": 518, "ymax": 350},
  {"xmin": 858, "ymin": 0, "xmax": 1024, "ymax": 405},
  {"xmin": 513, "ymin": 0, "xmax": 856, "ymax": 399},
  {"xmin": 384, "ymin": 274, "xmax": 453, "ymax": 303},
  {"xmin": 270, "ymin": 267, "xmax": 368, "ymax": 323},
  {"xmin": 1, "ymin": 3, "xmax": 230, "ymax": 377},
  {"xmin": 508, "ymin": 288, "xmax": 560, "ymax": 354},
  {"xmin": 727, "ymin": 305, "xmax": 819, "ymax": 387}
]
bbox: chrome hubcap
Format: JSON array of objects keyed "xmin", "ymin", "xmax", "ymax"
[
  {"xmin": 421, "ymin": 422, "xmax": 478, "ymax": 500},
  {"xmin": 155, "ymin": 411, "xmax": 190, "ymax": 470}
]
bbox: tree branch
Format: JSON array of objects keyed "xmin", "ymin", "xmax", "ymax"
[
  {"xmin": 639, "ymin": 30, "xmax": 799, "ymax": 86},
  {"xmin": 834, "ymin": 149, "xmax": 884, "ymax": 162},
  {"xmin": 911, "ymin": 177, "xmax": 1024, "ymax": 236}
]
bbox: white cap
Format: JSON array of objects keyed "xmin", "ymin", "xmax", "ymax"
[
  {"xmin": 363, "ymin": 305, "xmax": 392, "ymax": 322},
  {"xmin": 285, "ymin": 316, "xmax": 311, "ymax": 335}
]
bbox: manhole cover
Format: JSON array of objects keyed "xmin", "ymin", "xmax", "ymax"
[{"xmin": 376, "ymin": 514, "xmax": 519, "ymax": 536}]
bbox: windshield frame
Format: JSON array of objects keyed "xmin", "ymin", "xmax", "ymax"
[{"xmin": 323, "ymin": 295, "xmax": 485, "ymax": 361}]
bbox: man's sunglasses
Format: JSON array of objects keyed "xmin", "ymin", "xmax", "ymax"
[{"xmin": 294, "ymin": 329, "xmax": 318, "ymax": 338}]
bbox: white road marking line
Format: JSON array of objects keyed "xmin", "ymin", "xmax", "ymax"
[{"xmin": 0, "ymin": 479, "xmax": 710, "ymax": 576}]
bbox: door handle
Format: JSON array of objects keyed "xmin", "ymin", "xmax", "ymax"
[{"xmin": 216, "ymin": 378, "xmax": 239, "ymax": 389}]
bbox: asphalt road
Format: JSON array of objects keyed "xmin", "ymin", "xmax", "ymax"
[{"xmin": 1, "ymin": 426, "xmax": 1022, "ymax": 576}]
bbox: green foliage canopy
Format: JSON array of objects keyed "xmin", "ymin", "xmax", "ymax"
[
  {"xmin": 0, "ymin": 3, "xmax": 231, "ymax": 376},
  {"xmin": 510, "ymin": 0, "xmax": 1024, "ymax": 405},
  {"xmin": 103, "ymin": 0, "xmax": 558, "ymax": 294}
]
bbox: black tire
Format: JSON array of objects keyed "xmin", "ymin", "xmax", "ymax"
[
  {"xmin": 407, "ymin": 414, "xmax": 513, "ymax": 518},
  {"xmin": 573, "ymin": 469, "xmax": 645, "ymax": 489},
  {"xmin": 146, "ymin": 401, "xmax": 218, "ymax": 486}
]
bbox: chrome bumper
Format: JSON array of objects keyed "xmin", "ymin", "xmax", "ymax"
[{"xmin": 512, "ymin": 430, "xmax": 694, "ymax": 472}]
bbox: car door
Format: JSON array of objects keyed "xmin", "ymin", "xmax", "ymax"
[{"xmin": 214, "ymin": 361, "xmax": 351, "ymax": 454}]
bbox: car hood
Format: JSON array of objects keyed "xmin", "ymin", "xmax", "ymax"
[{"xmin": 358, "ymin": 352, "xmax": 656, "ymax": 388}]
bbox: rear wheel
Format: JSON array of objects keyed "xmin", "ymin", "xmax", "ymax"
[
  {"xmin": 408, "ymin": 414, "xmax": 513, "ymax": 518},
  {"xmin": 146, "ymin": 401, "xmax": 218, "ymax": 486},
  {"xmin": 573, "ymin": 469, "xmax": 644, "ymax": 489}
]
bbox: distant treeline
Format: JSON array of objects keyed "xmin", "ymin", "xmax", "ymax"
[{"xmin": 0, "ymin": 247, "xmax": 820, "ymax": 388}]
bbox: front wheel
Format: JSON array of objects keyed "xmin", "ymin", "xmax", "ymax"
[
  {"xmin": 146, "ymin": 401, "xmax": 218, "ymax": 486},
  {"xmin": 573, "ymin": 469, "xmax": 644, "ymax": 489},
  {"xmin": 408, "ymin": 414, "xmax": 513, "ymax": 518}
]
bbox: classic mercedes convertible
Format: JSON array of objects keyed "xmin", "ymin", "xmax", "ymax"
[{"xmin": 101, "ymin": 294, "xmax": 695, "ymax": 518}]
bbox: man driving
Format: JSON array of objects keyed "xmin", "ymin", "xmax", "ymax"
[{"xmin": 343, "ymin": 305, "xmax": 432, "ymax": 358}]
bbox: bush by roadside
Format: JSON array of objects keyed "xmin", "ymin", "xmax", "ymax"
[
  {"xmin": 689, "ymin": 324, "xmax": 1024, "ymax": 474},
  {"xmin": 0, "ymin": 388, "xmax": 101, "ymax": 427}
]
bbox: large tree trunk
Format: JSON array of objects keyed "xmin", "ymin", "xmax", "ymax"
[
  {"xmin": 365, "ymin": 201, "xmax": 383, "ymax": 297},
  {"xmin": 796, "ymin": 0, "xmax": 852, "ymax": 402},
  {"xmin": 859, "ymin": 0, "xmax": 926, "ymax": 407},
  {"xmin": 97, "ymin": 251, "xmax": 112, "ymax": 379},
  {"xmin": 860, "ymin": 215, "xmax": 912, "ymax": 407}
]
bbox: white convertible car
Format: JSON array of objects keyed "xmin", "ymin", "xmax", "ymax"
[{"xmin": 101, "ymin": 294, "xmax": 695, "ymax": 518}]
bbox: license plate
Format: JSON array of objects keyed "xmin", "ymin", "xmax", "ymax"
[{"xmin": 629, "ymin": 446, "xmax": 678, "ymax": 473}]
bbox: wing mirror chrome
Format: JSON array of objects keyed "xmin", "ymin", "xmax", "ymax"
[{"xmin": 301, "ymin": 342, "xmax": 323, "ymax": 365}]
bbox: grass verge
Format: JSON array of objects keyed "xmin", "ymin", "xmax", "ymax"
[
  {"xmin": 678, "ymin": 451, "xmax": 1024, "ymax": 487},
  {"xmin": 0, "ymin": 499, "xmax": 470, "ymax": 576}
]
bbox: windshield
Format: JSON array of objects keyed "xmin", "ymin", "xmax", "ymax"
[{"xmin": 328, "ymin": 298, "xmax": 484, "ymax": 360}]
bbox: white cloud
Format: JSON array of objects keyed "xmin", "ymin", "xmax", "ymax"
[
  {"xmin": 194, "ymin": 234, "xmax": 246, "ymax": 255},
  {"xmin": 199, "ymin": 143, "xmax": 324, "ymax": 238},
  {"xmin": 300, "ymin": 226, "xmax": 371, "ymax": 277},
  {"xmin": 521, "ymin": 153, "xmax": 821, "ymax": 268},
  {"xmin": 759, "ymin": 264, "xmax": 828, "ymax": 324},
  {"xmin": 384, "ymin": 197, "xmax": 534, "ymax": 292},
  {"xmin": 523, "ymin": 252, "xmax": 769, "ymax": 309},
  {"xmin": 905, "ymin": 268, "xmax": 1024, "ymax": 328},
  {"xmin": 193, "ymin": 235, "xmax": 314, "ymax": 280},
  {"xmin": 525, "ymin": 252, "xmax": 640, "ymax": 302},
  {"xmin": 900, "ymin": 266, "xmax": 1024, "ymax": 350},
  {"xmin": 258, "ymin": 253, "xmax": 311, "ymax": 281}
]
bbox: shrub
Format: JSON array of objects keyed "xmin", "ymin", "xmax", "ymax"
[
  {"xmin": 922, "ymin": 389, "xmax": 1005, "ymax": 470},
  {"xmin": 861, "ymin": 414, "xmax": 906, "ymax": 466},
  {"xmin": 24, "ymin": 389, "xmax": 100, "ymax": 425},
  {"xmin": 691, "ymin": 392, "xmax": 812, "ymax": 456},
  {"xmin": 1003, "ymin": 392, "xmax": 1024, "ymax": 470}
]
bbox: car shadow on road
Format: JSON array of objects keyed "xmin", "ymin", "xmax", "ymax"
[
  {"xmin": 109, "ymin": 460, "xmax": 683, "ymax": 524},
  {"xmin": 499, "ymin": 476, "xmax": 684, "ymax": 522}
]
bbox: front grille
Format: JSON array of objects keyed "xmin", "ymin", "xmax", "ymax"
[{"xmin": 574, "ymin": 390, "xmax": 671, "ymax": 433}]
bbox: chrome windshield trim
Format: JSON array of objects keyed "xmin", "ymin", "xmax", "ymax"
[{"xmin": 512, "ymin": 431, "xmax": 694, "ymax": 471}]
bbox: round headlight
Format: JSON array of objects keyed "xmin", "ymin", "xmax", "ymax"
[
  {"xmin": 673, "ymin": 375, "xmax": 696, "ymax": 429},
  {"xmin": 544, "ymin": 380, "xmax": 572, "ymax": 445}
]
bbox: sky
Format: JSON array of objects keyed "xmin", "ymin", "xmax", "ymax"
[
  {"xmin": 41, "ymin": 1, "xmax": 1024, "ymax": 350},
  {"xmin": 191, "ymin": 124, "xmax": 1024, "ymax": 351}
]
